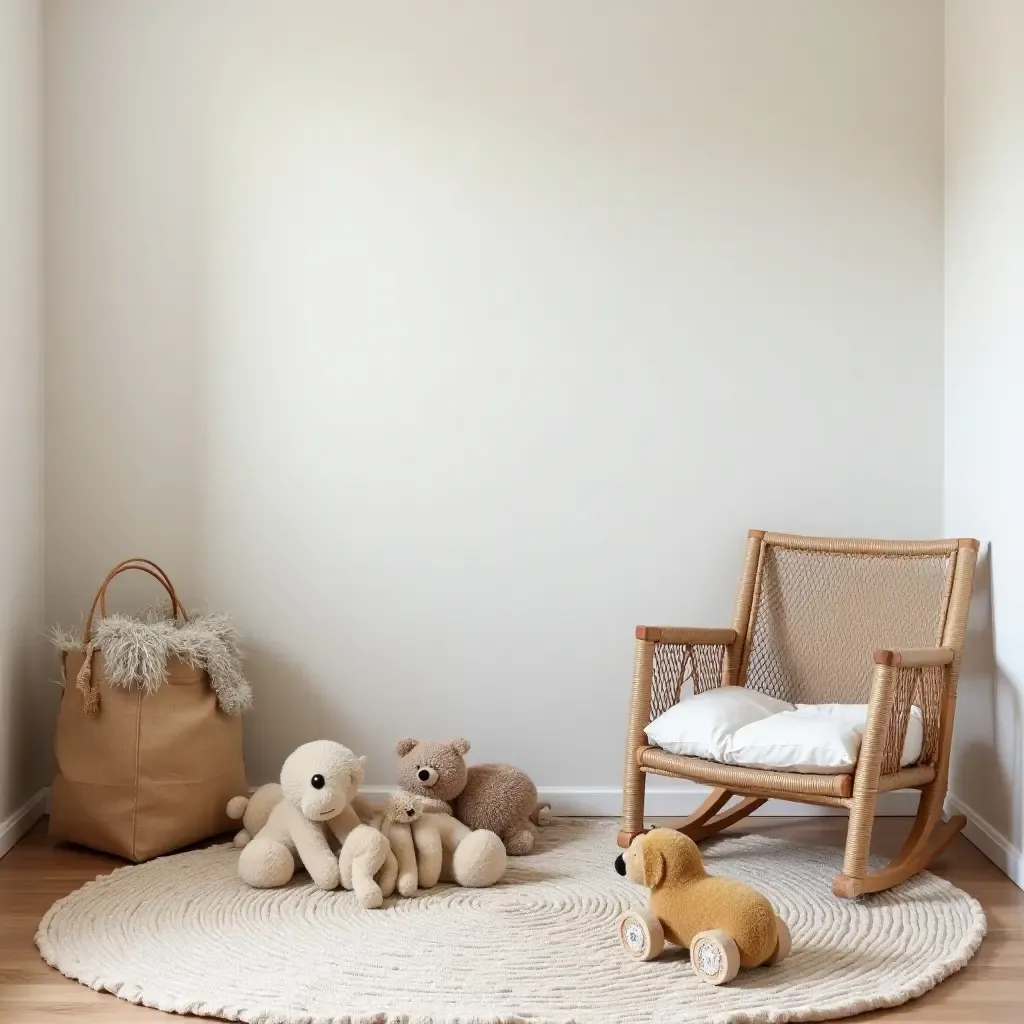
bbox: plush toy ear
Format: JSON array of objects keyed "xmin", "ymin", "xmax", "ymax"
[
  {"xmin": 342, "ymin": 755, "xmax": 365, "ymax": 788},
  {"xmin": 395, "ymin": 738, "xmax": 418, "ymax": 757},
  {"xmin": 450, "ymin": 737, "xmax": 471, "ymax": 755},
  {"xmin": 641, "ymin": 842, "xmax": 666, "ymax": 888}
]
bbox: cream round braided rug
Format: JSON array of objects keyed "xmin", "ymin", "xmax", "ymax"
[{"xmin": 36, "ymin": 818, "xmax": 985, "ymax": 1024}]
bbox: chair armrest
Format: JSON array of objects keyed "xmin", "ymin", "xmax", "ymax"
[
  {"xmin": 635, "ymin": 626, "xmax": 738, "ymax": 646},
  {"xmin": 622, "ymin": 624, "xmax": 738, "ymax": 834},
  {"xmin": 873, "ymin": 647, "xmax": 954, "ymax": 668},
  {"xmin": 628, "ymin": 626, "xmax": 735, "ymax": 736},
  {"xmin": 858, "ymin": 648, "xmax": 953, "ymax": 781}
]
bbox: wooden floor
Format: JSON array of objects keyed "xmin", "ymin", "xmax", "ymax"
[{"xmin": 1, "ymin": 817, "xmax": 1021, "ymax": 1022}]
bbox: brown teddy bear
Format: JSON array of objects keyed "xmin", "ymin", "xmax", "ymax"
[
  {"xmin": 614, "ymin": 828, "xmax": 791, "ymax": 985},
  {"xmin": 396, "ymin": 737, "xmax": 550, "ymax": 855}
]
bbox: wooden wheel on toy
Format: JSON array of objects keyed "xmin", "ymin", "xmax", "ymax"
[
  {"xmin": 689, "ymin": 929, "xmax": 741, "ymax": 985},
  {"xmin": 765, "ymin": 914, "xmax": 792, "ymax": 965},
  {"xmin": 617, "ymin": 909, "xmax": 665, "ymax": 961}
]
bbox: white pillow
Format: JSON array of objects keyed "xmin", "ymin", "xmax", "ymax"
[
  {"xmin": 796, "ymin": 703, "xmax": 924, "ymax": 770},
  {"xmin": 798, "ymin": 703, "xmax": 924, "ymax": 770},
  {"xmin": 644, "ymin": 689, "xmax": 925, "ymax": 775},
  {"xmin": 644, "ymin": 687, "xmax": 793, "ymax": 761},
  {"xmin": 724, "ymin": 703, "xmax": 924, "ymax": 775}
]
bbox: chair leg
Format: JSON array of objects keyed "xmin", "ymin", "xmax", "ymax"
[
  {"xmin": 833, "ymin": 786, "xmax": 878, "ymax": 897},
  {"xmin": 619, "ymin": 637, "xmax": 656, "ymax": 849},
  {"xmin": 618, "ymin": 755, "xmax": 648, "ymax": 848},
  {"xmin": 832, "ymin": 658, "xmax": 892, "ymax": 898},
  {"xmin": 832, "ymin": 782, "xmax": 965, "ymax": 898}
]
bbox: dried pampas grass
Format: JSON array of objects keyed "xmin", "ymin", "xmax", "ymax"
[{"xmin": 51, "ymin": 605, "xmax": 252, "ymax": 715}]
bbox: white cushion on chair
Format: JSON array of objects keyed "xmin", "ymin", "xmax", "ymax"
[
  {"xmin": 801, "ymin": 703, "xmax": 923, "ymax": 770},
  {"xmin": 645, "ymin": 689, "xmax": 924, "ymax": 775},
  {"xmin": 643, "ymin": 687, "xmax": 794, "ymax": 760},
  {"xmin": 725, "ymin": 703, "xmax": 924, "ymax": 774}
]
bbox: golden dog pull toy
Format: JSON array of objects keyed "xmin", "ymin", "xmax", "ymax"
[{"xmin": 614, "ymin": 828, "xmax": 791, "ymax": 985}]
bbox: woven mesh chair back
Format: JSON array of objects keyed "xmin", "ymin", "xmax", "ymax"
[{"xmin": 740, "ymin": 537, "xmax": 957, "ymax": 705}]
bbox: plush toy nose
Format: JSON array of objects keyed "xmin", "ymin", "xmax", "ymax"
[
  {"xmin": 614, "ymin": 854, "xmax": 626, "ymax": 876},
  {"xmin": 405, "ymin": 807, "xmax": 415, "ymax": 817}
]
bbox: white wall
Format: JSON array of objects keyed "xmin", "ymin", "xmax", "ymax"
[
  {"xmin": 0, "ymin": 0, "xmax": 45, "ymax": 831},
  {"xmin": 945, "ymin": 1, "xmax": 1024, "ymax": 883},
  {"xmin": 45, "ymin": 0, "xmax": 945, "ymax": 793}
]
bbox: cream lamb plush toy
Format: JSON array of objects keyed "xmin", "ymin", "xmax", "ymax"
[{"xmin": 227, "ymin": 740, "xmax": 396, "ymax": 909}]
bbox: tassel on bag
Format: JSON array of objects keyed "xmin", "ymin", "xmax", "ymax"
[{"xmin": 75, "ymin": 643, "xmax": 100, "ymax": 714}]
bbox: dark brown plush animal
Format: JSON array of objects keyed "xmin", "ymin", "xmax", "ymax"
[
  {"xmin": 395, "ymin": 737, "xmax": 550, "ymax": 855},
  {"xmin": 614, "ymin": 828, "xmax": 790, "ymax": 985}
]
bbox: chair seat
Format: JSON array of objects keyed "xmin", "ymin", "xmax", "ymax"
[
  {"xmin": 639, "ymin": 745, "xmax": 855, "ymax": 799},
  {"xmin": 638, "ymin": 746, "xmax": 936, "ymax": 803},
  {"xmin": 644, "ymin": 686, "xmax": 924, "ymax": 775}
]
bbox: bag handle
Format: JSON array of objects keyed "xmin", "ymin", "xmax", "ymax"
[
  {"xmin": 82, "ymin": 558, "xmax": 187, "ymax": 644},
  {"xmin": 75, "ymin": 559, "xmax": 188, "ymax": 714}
]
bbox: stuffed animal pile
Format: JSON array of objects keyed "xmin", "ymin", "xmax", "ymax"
[{"xmin": 227, "ymin": 735, "xmax": 547, "ymax": 907}]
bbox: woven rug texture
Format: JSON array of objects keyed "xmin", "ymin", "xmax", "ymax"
[{"xmin": 36, "ymin": 818, "xmax": 985, "ymax": 1024}]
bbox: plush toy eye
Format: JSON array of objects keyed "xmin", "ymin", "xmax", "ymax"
[{"xmin": 311, "ymin": 774, "xmax": 325, "ymax": 789}]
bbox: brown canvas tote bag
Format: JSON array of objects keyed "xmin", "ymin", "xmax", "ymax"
[{"xmin": 50, "ymin": 559, "xmax": 247, "ymax": 861}]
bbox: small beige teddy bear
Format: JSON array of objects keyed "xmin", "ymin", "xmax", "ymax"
[
  {"xmin": 370, "ymin": 790, "xmax": 426, "ymax": 897},
  {"xmin": 359, "ymin": 783, "xmax": 507, "ymax": 891},
  {"xmin": 409, "ymin": 809, "xmax": 506, "ymax": 889}
]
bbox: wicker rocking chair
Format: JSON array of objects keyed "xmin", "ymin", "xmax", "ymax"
[{"xmin": 619, "ymin": 531, "xmax": 979, "ymax": 898}]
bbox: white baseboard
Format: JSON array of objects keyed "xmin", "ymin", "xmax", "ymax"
[
  {"xmin": 356, "ymin": 783, "xmax": 921, "ymax": 818},
  {"xmin": 945, "ymin": 792, "xmax": 1024, "ymax": 890},
  {"xmin": 0, "ymin": 788, "xmax": 48, "ymax": 860}
]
